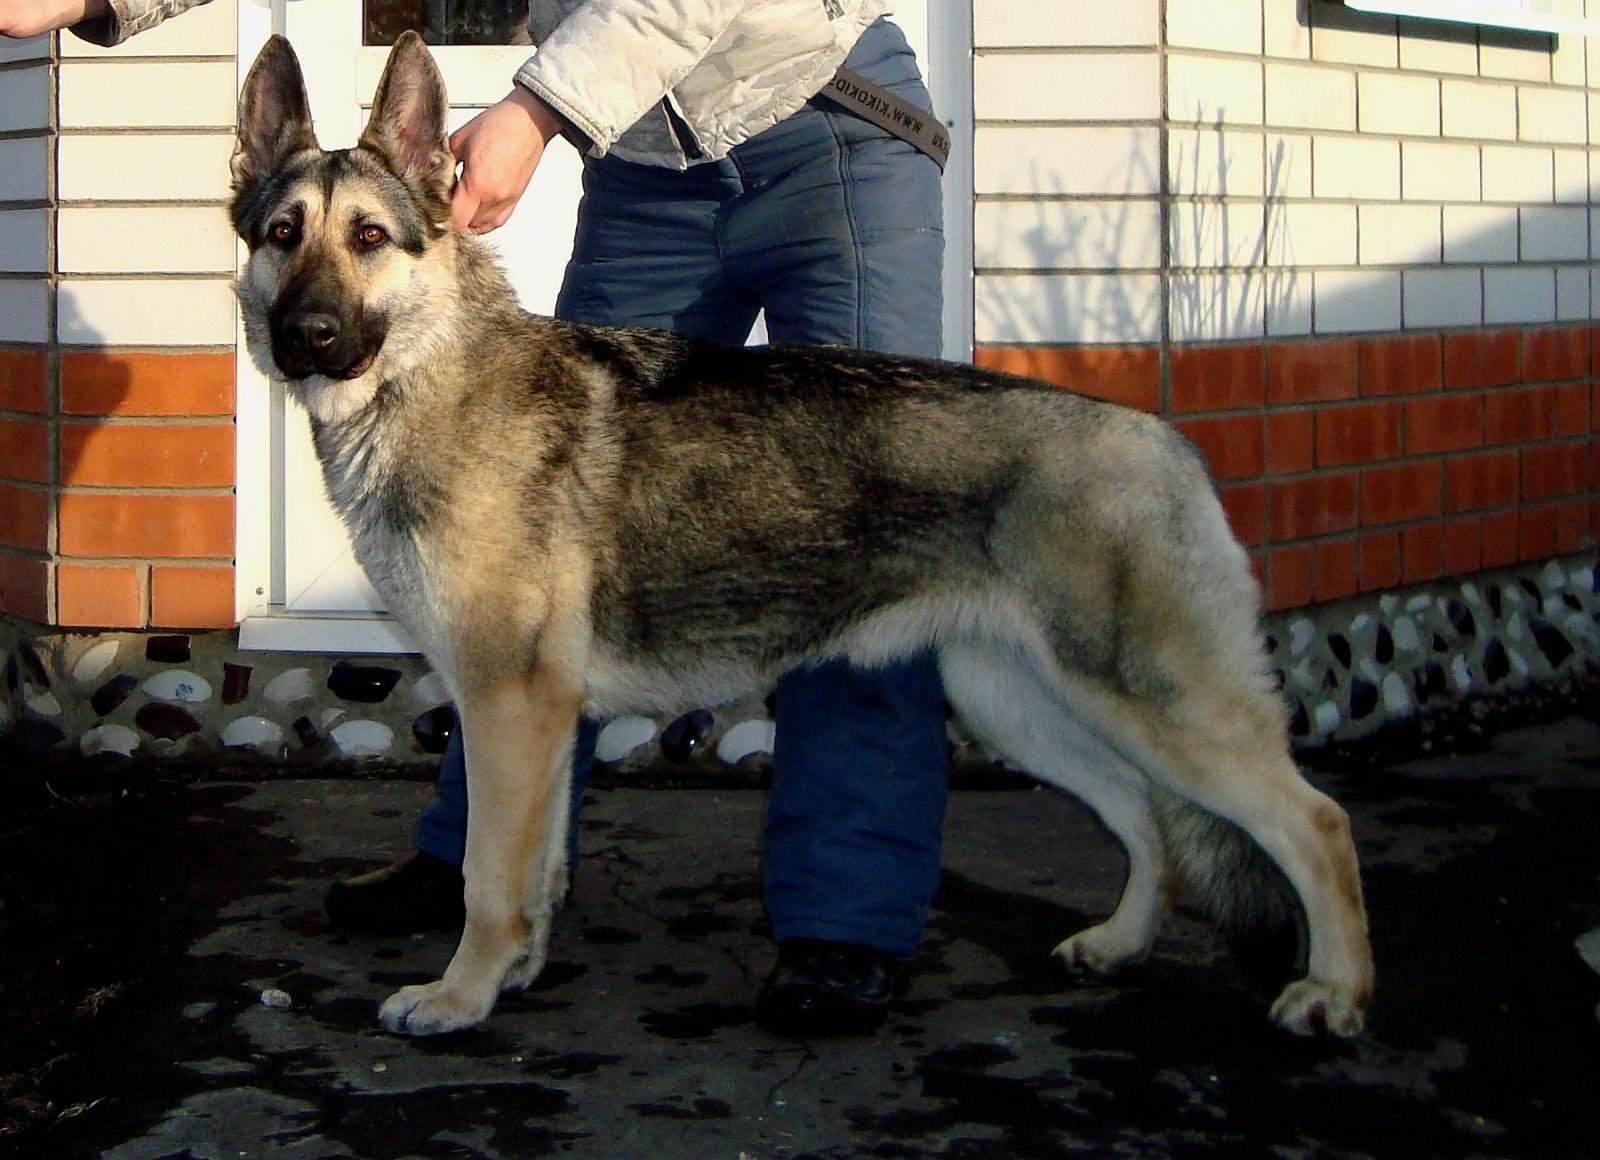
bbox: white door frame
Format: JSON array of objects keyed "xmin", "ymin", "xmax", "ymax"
[{"xmin": 233, "ymin": 0, "xmax": 974, "ymax": 652}]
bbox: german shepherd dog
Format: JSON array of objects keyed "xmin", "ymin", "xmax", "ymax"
[{"xmin": 232, "ymin": 33, "xmax": 1373, "ymax": 1039}]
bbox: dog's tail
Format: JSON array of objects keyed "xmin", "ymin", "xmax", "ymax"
[{"xmin": 1149, "ymin": 787, "xmax": 1308, "ymax": 984}]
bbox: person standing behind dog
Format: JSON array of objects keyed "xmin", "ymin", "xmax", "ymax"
[{"xmin": 9, "ymin": 0, "xmax": 950, "ymax": 1038}]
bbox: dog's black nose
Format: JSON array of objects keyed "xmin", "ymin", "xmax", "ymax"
[{"xmin": 282, "ymin": 311, "xmax": 341, "ymax": 354}]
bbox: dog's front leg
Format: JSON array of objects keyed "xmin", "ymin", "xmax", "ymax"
[{"xmin": 379, "ymin": 664, "xmax": 582, "ymax": 1036}]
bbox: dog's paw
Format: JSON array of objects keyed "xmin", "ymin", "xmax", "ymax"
[
  {"xmin": 1269, "ymin": 976, "xmax": 1368, "ymax": 1037},
  {"xmin": 1052, "ymin": 923, "xmax": 1142, "ymax": 978},
  {"xmin": 377, "ymin": 981, "xmax": 491, "ymax": 1036}
]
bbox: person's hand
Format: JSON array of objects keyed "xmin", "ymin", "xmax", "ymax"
[
  {"xmin": 0, "ymin": 0, "xmax": 106, "ymax": 37},
  {"xmin": 449, "ymin": 86, "xmax": 564, "ymax": 235}
]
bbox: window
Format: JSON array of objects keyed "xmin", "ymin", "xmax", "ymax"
[{"xmin": 1342, "ymin": 0, "xmax": 1600, "ymax": 35}]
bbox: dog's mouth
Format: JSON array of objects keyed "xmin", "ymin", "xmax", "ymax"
[{"xmin": 272, "ymin": 338, "xmax": 383, "ymax": 383}]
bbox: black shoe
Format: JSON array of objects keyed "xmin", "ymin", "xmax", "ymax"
[
  {"xmin": 754, "ymin": 938, "xmax": 902, "ymax": 1038},
  {"xmin": 324, "ymin": 851, "xmax": 465, "ymax": 935}
]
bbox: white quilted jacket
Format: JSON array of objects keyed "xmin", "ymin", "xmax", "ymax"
[{"xmin": 76, "ymin": 0, "xmax": 893, "ymax": 169}]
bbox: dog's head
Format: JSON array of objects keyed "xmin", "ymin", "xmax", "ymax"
[{"xmin": 231, "ymin": 33, "xmax": 454, "ymax": 399}]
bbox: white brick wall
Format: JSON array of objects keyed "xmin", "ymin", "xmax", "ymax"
[
  {"xmin": 0, "ymin": 138, "xmax": 48, "ymax": 204},
  {"xmin": 975, "ymin": 274, "xmax": 1161, "ymax": 344},
  {"xmin": 59, "ymin": 61, "xmax": 236, "ymax": 130},
  {"xmin": 0, "ymin": 210, "xmax": 48, "ymax": 274},
  {"xmin": 1484, "ymin": 266, "xmax": 1558, "ymax": 323},
  {"xmin": 57, "ymin": 136, "xmax": 236, "ymax": 202},
  {"xmin": 1359, "ymin": 72, "xmax": 1440, "ymax": 136},
  {"xmin": 57, "ymin": 206, "xmax": 237, "ymax": 275},
  {"xmin": 973, "ymin": 0, "xmax": 1157, "ymax": 49},
  {"xmin": 1441, "ymin": 80, "xmax": 1519, "ymax": 141},
  {"xmin": 1147, "ymin": 2, "xmax": 1600, "ymax": 341},
  {"xmin": 0, "ymin": 67, "xmax": 50, "ymax": 134},
  {"xmin": 1314, "ymin": 137, "xmax": 1401, "ymax": 200},
  {"xmin": 1403, "ymin": 269, "xmax": 1483, "ymax": 328},
  {"xmin": 1265, "ymin": 63, "xmax": 1356, "ymax": 131},
  {"xmin": 975, "ymin": 202, "xmax": 1162, "ymax": 270},
  {"xmin": 0, "ymin": 280, "xmax": 48, "ymax": 343},
  {"xmin": 1315, "ymin": 270, "xmax": 1403, "ymax": 332},
  {"xmin": 1168, "ymin": 53, "xmax": 1263, "ymax": 125},
  {"xmin": 976, "ymin": 125, "xmax": 1162, "ymax": 196},
  {"xmin": 1360, "ymin": 204, "xmax": 1443, "ymax": 265},
  {"xmin": 57, "ymin": 279, "xmax": 238, "ymax": 346},
  {"xmin": 973, "ymin": 54, "xmax": 1158, "ymax": 122},
  {"xmin": 1445, "ymin": 205, "xmax": 1519, "ymax": 262}
]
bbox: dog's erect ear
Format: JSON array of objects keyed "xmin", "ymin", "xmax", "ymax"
[
  {"xmin": 232, "ymin": 36, "xmax": 318, "ymax": 195},
  {"xmin": 360, "ymin": 31, "xmax": 454, "ymax": 211}
]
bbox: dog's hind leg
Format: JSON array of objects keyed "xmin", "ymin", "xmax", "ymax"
[
  {"xmin": 1049, "ymin": 670, "xmax": 1372, "ymax": 1037},
  {"xmin": 939, "ymin": 637, "xmax": 1171, "ymax": 977},
  {"xmin": 378, "ymin": 662, "xmax": 584, "ymax": 1036}
]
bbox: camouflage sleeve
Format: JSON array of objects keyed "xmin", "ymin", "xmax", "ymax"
[{"xmin": 70, "ymin": 0, "xmax": 213, "ymax": 48}]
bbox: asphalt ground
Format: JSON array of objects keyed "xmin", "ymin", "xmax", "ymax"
[{"xmin": 2, "ymin": 715, "xmax": 1598, "ymax": 1157}]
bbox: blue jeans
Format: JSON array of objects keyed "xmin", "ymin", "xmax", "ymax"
[{"xmin": 417, "ymin": 19, "xmax": 949, "ymax": 957}]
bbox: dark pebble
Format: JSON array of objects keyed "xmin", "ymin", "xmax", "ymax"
[
  {"xmin": 144, "ymin": 635, "xmax": 191, "ymax": 664},
  {"xmin": 1287, "ymin": 699, "xmax": 1310, "ymax": 737},
  {"xmin": 1349, "ymin": 677, "xmax": 1378, "ymax": 720},
  {"xmin": 660, "ymin": 710, "xmax": 714, "ymax": 763},
  {"xmin": 1375, "ymin": 624, "xmax": 1394, "ymax": 665},
  {"xmin": 3, "ymin": 717, "xmax": 66, "ymax": 756},
  {"xmin": 1328, "ymin": 633, "xmax": 1352, "ymax": 669},
  {"xmin": 3, "ymin": 654, "xmax": 17, "ymax": 695},
  {"xmin": 1483, "ymin": 639, "xmax": 1510, "ymax": 684},
  {"xmin": 1414, "ymin": 662, "xmax": 1447, "ymax": 702},
  {"xmin": 1321, "ymin": 668, "xmax": 1339, "ymax": 691},
  {"xmin": 1487, "ymin": 585, "xmax": 1503, "ymax": 618},
  {"xmin": 90, "ymin": 673, "xmax": 139, "ymax": 717},
  {"xmin": 221, "ymin": 663, "xmax": 252, "ymax": 705},
  {"xmin": 412, "ymin": 704, "xmax": 457, "ymax": 755},
  {"xmin": 327, "ymin": 662, "xmax": 402, "ymax": 704},
  {"xmin": 134, "ymin": 701, "xmax": 201, "ymax": 741},
  {"xmin": 18, "ymin": 644, "xmax": 49, "ymax": 688},
  {"xmin": 293, "ymin": 716, "xmax": 321, "ymax": 748},
  {"xmin": 1433, "ymin": 633, "xmax": 1449, "ymax": 654},
  {"xmin": 1447, "ymin": 599, "xmax": 1476, "ymax": 638},
  {"xmin": 1529, "ymin": 619, "xmax": 1573, "ymax": 669}
]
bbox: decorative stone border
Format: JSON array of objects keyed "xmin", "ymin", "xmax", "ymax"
[{"xmin": 2, "ymin": 551, "xmax": 1595, "ymax": 771}]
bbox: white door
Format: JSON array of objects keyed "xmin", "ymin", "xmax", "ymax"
[{"xmin": 235, "ymin": 0, "xmax": 972, "ymax": 652}]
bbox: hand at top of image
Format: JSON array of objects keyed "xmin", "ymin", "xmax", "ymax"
[
  {"xmin": 448, "ymin": 86, "xmax": 566, "ymax": 236},
  {"xmin": 0, "ymin": 0, "xmax": 105, "ymax": 38}
]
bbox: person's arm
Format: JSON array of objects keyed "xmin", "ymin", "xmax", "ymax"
[
  {"xmin": 511, "ymin": 0, "xmax": 743, "ymax": 160},
  {"xmin": 0, "ymin": 0, "xmax": 105, "ymax": 38},
  {"xmin": 1, "ymin": 0, "xmax": 211, "ymax": 46},
  {"xmin": 449, "ymin": 0, "xmax": 742, "ymax": 235}
]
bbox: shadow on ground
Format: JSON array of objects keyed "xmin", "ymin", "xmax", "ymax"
[{"xmin": 2, "ymin": 717, "xmax": 1598, "ymax": 1157}]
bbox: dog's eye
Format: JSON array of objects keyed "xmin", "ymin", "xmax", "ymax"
[
  {"xmin": 357, "ymin": 224, "xmax": 389, "ymax": 249},
  {"xmin": 269, "ymin": 221, "xmax": 297, "ymax": 247}
]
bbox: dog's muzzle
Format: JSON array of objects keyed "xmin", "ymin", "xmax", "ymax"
[{"xmin": 272, "ymin": 308, "xmax": 382, "ymax": 381}]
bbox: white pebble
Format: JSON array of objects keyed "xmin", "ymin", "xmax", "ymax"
[
  {"xmin": 595, "ymin": 715, "xmax": 657, "ymax": 763},
  {"xmin": 81, "ymin": 723, "xmax": 140, "ymax": 758},
  {"xmin": 71, "ymin": 639, "xmax": 122, "ymax": 685},
  {"xmin": 717, "ymin": 718, "xmax": 776, "ymax": 764},
  {"xmin": 410, "ymin": 671, "xmax": 451, "ymax": 710},
  {"xmin": 222, "ymin": 716, "xmax": 284, "ymax": 751},
  {"xmin": 260, "ymin": 988, "xmax": 292, "ymax": 1009},
  {"xmin": 142, "ymin": 669, "xmax": 214, "ymax": 704},
  {"xmin": 263, "ymin": 667, "xmax": 314, "ymax": 706},
  {"xmin": 331, "ymin": 719, "xmax": 394, "ymax": 757}
]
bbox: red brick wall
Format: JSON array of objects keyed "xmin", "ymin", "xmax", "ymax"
[
  {"xmin": 978, "ymin": 323, "xmax": 1597, "ymax": 611},
  {"xmin": 0, "ymin": 347, "xmax": 236, "ymax": 630}
]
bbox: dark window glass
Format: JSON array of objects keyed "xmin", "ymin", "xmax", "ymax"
[{"xmin": 365, "ymin": 0, "xmax": 528, "ymax": 46}]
